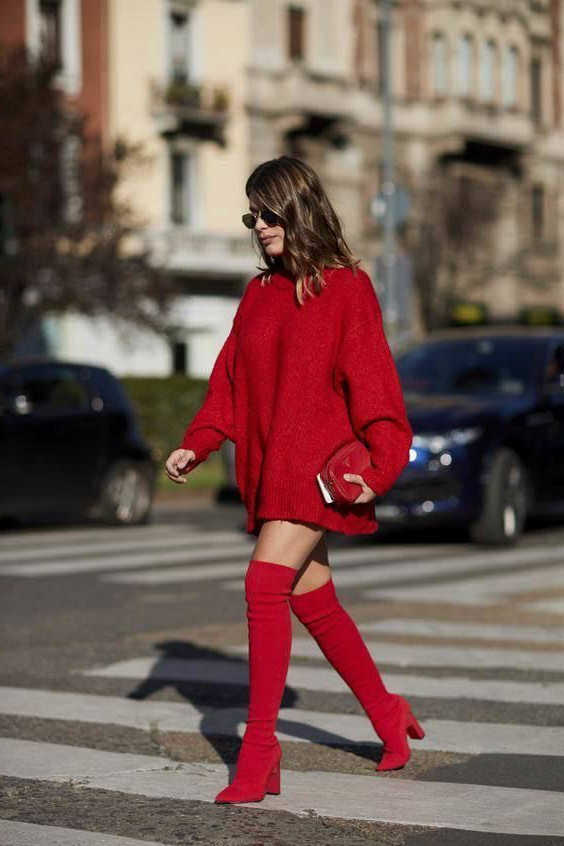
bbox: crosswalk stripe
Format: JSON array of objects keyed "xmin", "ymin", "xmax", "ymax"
[
  {"xmin": 0, "ymin": 529, "xmax": 251, "ymax": 564},
  {"xmin": 2, "ymin": 738, "xmax": 563, "ymax": 836},
  {"xmin": 101, "ymin": 545, "xmax": 459, "ymax": 585},
  {"xmin": 0, "ymin": 820, "xmax": 166, "ymax": 846},
  {"xmin": 0, "ymin": 543, "xmax": 255, "ymax": 577},
  {"xmin": 230, "ymin": 638, "xmax": 564, "ymax": 672},
  {"xmin": 358, "ymin": 618, "xmax": 564, "ymax": 643},
  {"xmin": 0, "ymin": 524, "xmax": 175, "ymax": 549},
  {"xmin": 363, "ymin": 565, "xmax": 564, "ymax": 606},
  {"xmin": 0, "ymin": 539, "xmax": 452, "ymax": 579},
  {"xmin": 80, "ymin": 657, "xmax": 564, "ymax": 704},
  {"xmin": 523, "ymin": 599, "xmax": 564, "ymax": 615},
  {"xmin": 220, "ymin": 543, "xmax": 564, "ymax": 592},
  {"xmin": 1, "ymin": 686, "xmax": 563, "ymax": 756}
]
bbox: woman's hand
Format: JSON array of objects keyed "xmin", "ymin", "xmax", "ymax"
[
  {"xmin": 165, "ymin": 448, "xmax": 196, "ymax": 484},
  {"xmin": 343, "ymin": 473, "xmax": 376, "ymax": 504}
]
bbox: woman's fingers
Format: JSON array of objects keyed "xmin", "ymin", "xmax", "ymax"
[
  {"xmin": 343, "ymin": 473, "xmax": 376, "ymax": 504},
  {"xmin": 165, "ymin": 449, "xmax": 195, "ymax": 484}
]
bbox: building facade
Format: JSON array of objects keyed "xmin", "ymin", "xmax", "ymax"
[{"xmin": 2, "ymin": 0, "xmax": 564, "ymax": 375}]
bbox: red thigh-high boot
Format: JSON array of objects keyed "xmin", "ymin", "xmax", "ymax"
[
  {"xmin": 290, "ymin": 579, "xmax": 424, "ymax": 771},
  {"xmin": 215, "ymin": 559, "xmax": 296, "ymax": 803}
]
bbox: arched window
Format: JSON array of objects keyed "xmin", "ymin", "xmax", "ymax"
[
  {"xmin": 502, "ymin": 45, "xmax": 519, "ymax": 107},
  {"xmin": 457, "ymin": 33, "xmax": 473, "ymax": 96},
  {"xmin": 431, "ymin": 32, "xmax": 447, "ymax": 96},
  {"xmin": 480, "ymin": 39, "xmax": 497, "ymax": 102}
]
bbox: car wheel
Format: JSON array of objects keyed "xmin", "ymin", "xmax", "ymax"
[
  {"xmin": 95, "ymin": 461, "xmax": 153, "ymax": 526},
  {"xmin": 470, "ymin": 447, "xmax": 528, "ymax": 546}
]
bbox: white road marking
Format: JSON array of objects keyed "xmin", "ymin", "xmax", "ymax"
[
  {"xmin": 221, "ymin": 544, "xmax": 564, "ymax": 592},
  {"xmin": 522, "ymin": 599, "xmax": 564, "ymax": 615},
  {"xmin": 252, "ymin": 638, "xmax": 564, "ymax": 672},
  {"xmin": 0, "ymin": 543, "xmax": 255, "ymax": 578},
  {"xmin": 0, "ymin": 524, "xmax": 176, "ymax": 549},
  {"xmin": 364, "ymin": 565, "xmax": 564, "ymax": 606},
  {"xmin": 81, "ymin": 657, "xmax": 564, "ymax": 704},
  {"xmin": 0, "ymin": 530, "xmax": 251, "ymax": 564},
  {"xmin": 0, "ymin": 820, "xmax": 167, "ymax": 846},
  {"xmin": 0, "ymin": 539, "xmax": 452, "ymax": 580},
  {"xmin": 359, "ymin": 618, "xmax": 564, "ymax": 644},
  {"xmin": 99, "ymin": 545, "xmax": 463, "ymax": 585},
  {"xmin": 2, "ymin": 738, "xmax": 563, "ymax": 836},
  {"xmin": 1, "ymin": 686, "xmax": 563, "ymax": 756}
]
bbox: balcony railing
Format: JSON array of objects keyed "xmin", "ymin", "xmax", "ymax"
[
  {"xmin": 149, "ymin": 79, "xmax": 230, "ymax": 144},
  {"xmin": 145, "ymin": 227, "xmax": 257, "ymax": 277}
]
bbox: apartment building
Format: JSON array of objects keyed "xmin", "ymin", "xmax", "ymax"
[
  {"xmin": 2, "ymin": 0, "xmax": 564, "ymax": 374},
  {"xmin": 250, "ymin": 0, "xmax": 564, "ymax": 323},
  {"xmin": 1, "ymin": 0, "xmax": 257, "ymax": 376}
]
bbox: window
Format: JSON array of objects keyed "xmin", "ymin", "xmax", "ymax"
[
  {"xmin": 431, "ymin": 33, "xmax": 447, "ymax": 96},
  {"xmin": 530, "ymin": 57, "xmax": 542, "ymax": 124},
  {"xmin": 457, "ymin": 34, "xmax": 473, "ymax": 97},
  {"xmin": 39, "ymin": 0, "xmax": 63, "ymax": 67},
  {"xmin": 532, "ymin": 184, "xmax": 544, "ymax": 242},
  {"xmin": 169, "ymin": 7, "xmax": 191, "ymax": 83},
  {"xmin": 170, "ymin": 150, "xmax": 191, "ymax": 224},
  {"xmin": 376, "ymin": 19, "xmax": 388, "ymax": 97},
  {"xmin": 61, "ymin": 135, "xmax": 83, "ymax": 225},
  {"xmin": 0, "ymin": 193, "xmax": 15, "ymax": 256},
  {"xmin": 502, "ymin": 45, "xmax": 519, "ymax": 107},
  {"xmin": 288, "ymin": 6, "xmax": 305, "ymax": 62},
  {"xmin": 172, "ymin": 341, "xmax": 188, "ymax": 374},
  {"xmin": 480, "ymin": 39, "xmax": 496, "ymax": 102},
  {"xmin": 7, "ymin": 366, "xmax": 89, "ymax": 416}
]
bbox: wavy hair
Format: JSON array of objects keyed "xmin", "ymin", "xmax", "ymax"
[{"xmin": 245, "ymin": 156, "xmax": 359, "ymax": 304}]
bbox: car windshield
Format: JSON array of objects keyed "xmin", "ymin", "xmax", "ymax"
[{"xmin": 396, "ymin": 337, "xmax": 543, "ymax": 396}]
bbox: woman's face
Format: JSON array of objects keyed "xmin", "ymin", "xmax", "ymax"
[{"xmin": 249, "ymin": 201, "xmax": 285, "ymax": 259}]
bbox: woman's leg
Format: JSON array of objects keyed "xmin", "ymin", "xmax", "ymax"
[
  {"xmin": 215, "ymin": 519, "xmax": 326, "ymax": 804},
  {"xmin": 290, "ymin": 536, "xmax": 424, "ymax": 771}
]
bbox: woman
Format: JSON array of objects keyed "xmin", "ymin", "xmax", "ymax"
[{"xmin": 165, "ymin": 156, "xmax": 422, "ymax": 805}]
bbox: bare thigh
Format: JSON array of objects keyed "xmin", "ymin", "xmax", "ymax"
[
  {"xmin": 252, "ymin": 520, "xmax": 331, "ymax": 594},
  {"xmin": 252, "ymin": 519, "xmax": 326, "ymax": 570}
]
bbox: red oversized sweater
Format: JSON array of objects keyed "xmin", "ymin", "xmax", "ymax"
[{"xmin": 180, "ymin": 266, "xmax": 412, "ymax": 536}]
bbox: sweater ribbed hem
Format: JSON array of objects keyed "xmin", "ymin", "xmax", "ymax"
[{"xmin": 250, "ymin": 478, "xmax": 379, "ymax": 537}]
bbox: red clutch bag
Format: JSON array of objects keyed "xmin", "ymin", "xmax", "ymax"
[{"xmin": 316, "ymin": 439, "xmax": 373, "ymax": 504}]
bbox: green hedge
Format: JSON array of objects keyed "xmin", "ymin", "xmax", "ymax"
[{"xmin": 121, "ymin": 375, "xmax": 226, "ymax": 491}]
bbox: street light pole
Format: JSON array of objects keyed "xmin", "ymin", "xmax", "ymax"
[{"xmin": 381, "ymin": 0, "xmax": 397, "ymax": 334}]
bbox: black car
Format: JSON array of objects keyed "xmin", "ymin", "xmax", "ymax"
[
  {"xmin": 0, "ymin": 360, "xmax": 156, "ymax": 525},
  {"xmin": 374, "ymin": 328, "xmax": 564, "ymax": 545}
]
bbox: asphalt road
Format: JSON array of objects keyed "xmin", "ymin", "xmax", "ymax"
[{"xmin": 1, "ymin": 499, "xmax": 564, "ymax": 846}]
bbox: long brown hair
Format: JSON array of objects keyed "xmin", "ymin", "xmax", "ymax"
[{"xmin": 245, "ymin": 156, "xmax": 359, "ymax": 304}]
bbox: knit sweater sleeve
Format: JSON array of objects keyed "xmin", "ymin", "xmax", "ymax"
[
  {"xmin": 178, "ymin": 325, "xmax": 237, "ymax": 462},
  {"xmin": 334, "ymin": 270, "xmax": 412, "ymax": 496}
]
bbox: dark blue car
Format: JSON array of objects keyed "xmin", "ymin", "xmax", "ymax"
[
  {"xmin": 0, "ymin": 360, "xmax": 156, "ymax": 525},
  {"xmin": 374, "ymin": 329, "xmax": 564, "ymax": 545}
]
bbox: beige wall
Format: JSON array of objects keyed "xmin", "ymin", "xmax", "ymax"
[
  {"xmin": 107, "ymin": 0, "xmax": 251, "ymax": 235},
  {"xmin": 108, "ymin": 0, "xmax": 166, "ymax": 225},
  {"xmin": 199, "ymin": 0, "xmax": 251, "ymax": 233}
]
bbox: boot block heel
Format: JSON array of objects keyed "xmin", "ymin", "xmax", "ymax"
[
  {"xmin": 407, "ymin": 713, "xmax": 425, "ymax": 740},
  {"xmin": 266, "ymin": 763, "xmax": 281, "ymax": 795}
]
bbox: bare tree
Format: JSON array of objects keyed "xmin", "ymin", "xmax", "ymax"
[
  {"xmin": 405, "ymin": 166, "xmax": 501, "ymax": 331},
  {"xmin": 0, "ymin": 44, "xmax": 177, "ymax": 362}
]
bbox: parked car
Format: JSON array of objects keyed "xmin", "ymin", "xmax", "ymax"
[
  {"xmin": 375, "ymin": 328, "xmax": 564, "ymax": 544},
  {"xmin": 0, "ymin": 360, "xmax": 156, "ymax": 525}
]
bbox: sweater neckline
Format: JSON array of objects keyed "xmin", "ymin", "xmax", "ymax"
[{"xmin": 272, "ymin": 271, "xmax": 296, "ymax": 286}]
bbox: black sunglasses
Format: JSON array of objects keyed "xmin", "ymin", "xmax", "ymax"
[{"xmin": 242, "ymin": 209, "xmax": 282, "ymax": 229}]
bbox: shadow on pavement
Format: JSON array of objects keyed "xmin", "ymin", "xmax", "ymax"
[{"xmin": 126, "ymin": 638, "xmax": 384, "ymax": 775}]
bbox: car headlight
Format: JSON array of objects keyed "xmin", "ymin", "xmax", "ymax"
[{"xmin": 411, "ymin": 427, "xmax": 482, "ymax": 454}]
